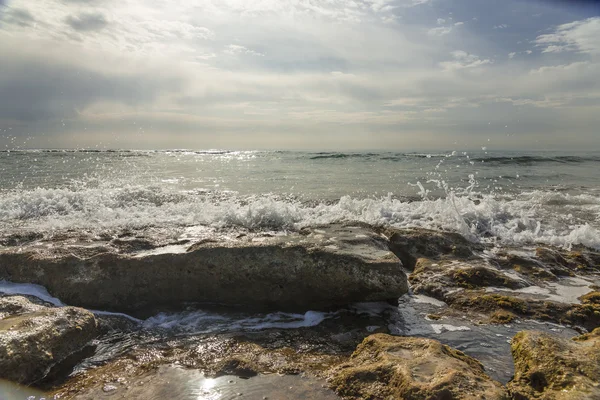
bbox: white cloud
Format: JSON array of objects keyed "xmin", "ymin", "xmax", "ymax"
[
  {"xmin": 224, "ymin": 44, "xmax": 264, "ymax": 57},
  {"xmin": 494, "ymin": 24, "xmax": 509, "ymax": 29},
  {"xmin": 437, "ymin": 18, "xmax": 445, "ymax": 25},
  {"xmin": 440, "ymin": 50, "xmax": 492, "ymax": 70},
  {"xmin": 454, "ymin": 21, "xmax": 464, "ymax": 26},
  {"xmin": 508, "ymin": 52, "xmax": 516, "ymax": 59},
  {"xmin": 535, "ymin": 17, "xmax": 600, "ymax": 56},
  {"xmin": 428, "ymin": 26, "xmax": 452, "ymax": 36},
  {"xmin": 411, "ymin": 0, "xmax": 432, "ymax": 5}
]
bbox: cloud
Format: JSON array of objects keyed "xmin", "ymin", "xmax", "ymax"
[
  {"xmin": 454, "ymin": 21, "xmax": 464, "ymax": 26},
  {"xmin": 440, "ymin": 51, "xmax": 492, "ymax": 70},
  {"xmin": 535, "ymin": 17, "xmax": 600, "ymax": 55},
  {"xmin": 1, "ymin": 0, "xmax": 600, "ymax": 150},
  {"xmin": 224, "ymin": 44, "xmax": 264, "ymax": 57},
  {"xmin": 65, "ymin": 12, "xmax": 108, "ymax": 32},
  {"xmin": 494, "ymin": 24, "xmax": 509, "ymax": 29},
  {"xmin": 1, "ymin": 7, "xmax": 35, "ymax": 27},
  {"xmin": 0, "ymin": 42, "xmax": 183, "ymax": 123},
  {"xmin": 428, "ymin": 26, "xmax": 452, "ymax": 36}
]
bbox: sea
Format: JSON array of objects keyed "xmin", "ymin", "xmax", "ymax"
[
  {"xmin": 0, "ymin": 148, "xmax": 599, "ymax": 397},
  {"xmin": 0, "ymin": 148, "xmax": 599, "ymax": 249}
]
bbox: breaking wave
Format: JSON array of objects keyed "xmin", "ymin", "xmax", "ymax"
[{"xmin": 0, "ymin": 183, "xmax": 598, "ymax": 250}]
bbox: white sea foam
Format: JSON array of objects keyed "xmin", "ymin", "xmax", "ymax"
[
  {"xmin": 0, "ymin": 280, "xmax": 142, "ymax": 321},
  {"xmin": 142, "ymin": 310, "xmax": 329, "ymax": 333},
  {"xmin": 486, "ymin": 276, "xmax": 598, "ymax": 304},
  {"xmin": 0, "ymin": 184, "xmax": 599, "ymax": 250},
  {"xmin": 412, "ymin": 295, "xmax": 447, "ymax": 307},
  {"xmin": 0, "ymin": 280, "xmax": 64, "ymax": 306},
  {"xmin": 0, "ymin": 279, "xmax": 328, "ymax": 331},
  {"xmin": 430, "ymin": 324, "xmax": 471, "ymax": 334}
]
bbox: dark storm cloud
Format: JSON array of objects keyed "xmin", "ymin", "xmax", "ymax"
[
  {"xmin": 65, "ymin": 12, "xmax": 108, "ymax": 32},
  {"xmin": 1, "ymin": 7, "xmax": 35, "ymax": 27},
  {"xmin": 0, "ymin": 57, "xmax": 182, "ymax": 122}
]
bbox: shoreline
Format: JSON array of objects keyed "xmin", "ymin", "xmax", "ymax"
[{"xmin": 0, "ymin": 222, "xmax": 599, "ymax": 398}]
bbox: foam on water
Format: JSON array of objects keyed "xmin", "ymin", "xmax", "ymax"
[
  {"xmin": 142, "ymin": 310, "xmax": 330, "ymax": 334},
  {"xmin": 486, "ymin": 276, "xmax": 599, "ymax": 304},
  {"xmin": 0, "ymin": 185, "xmax": 599, "ymax": 249},
  {"xmin": 0, "ymin": 280, "xmax": 329, "ymax": 332},
  {"xmin": 0, "ymin": 280, "xmax": 64, "ymax": 306}
]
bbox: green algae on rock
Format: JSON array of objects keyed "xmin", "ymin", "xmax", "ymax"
[
  {"xmin": 0, "ymin": 296, "xmax": 99, "ymax": 385},
  {"xmin": 508, "ymin": 329, "xmax": 600, "ymax": 400},
  {"xmin": 328, "ymin": 333, "xmax": 508, "ymax": 400}
]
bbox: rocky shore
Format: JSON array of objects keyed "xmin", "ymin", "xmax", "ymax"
[
  {"xmin": 0, "ymin": 223, "xmax": 599, "ymax": 399},
  {"xmin": 0, "ymin": 224, "xmax": 407, "ymax": 314}
]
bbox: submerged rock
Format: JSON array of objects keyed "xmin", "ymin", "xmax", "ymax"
[
  {"xmin": 0, "ymin": 296, "xmax": 98, "ymax": 385},
  {"xmin": 536, "ymin": 247, "xmax": 600, "ymax": 275},
  {"xmin": 328, "ymin": 333, "xmax": 508, "ymax": 400},
  {"xmin": 444, "ymin": 291, "xmax": 600, "ymax": 331},
  {"xmin": 494, "ymin": 251, "xmax": 559, "ymax": 282},
  {"xmin": 383, "ymin": 228, "xmax": 480, "ymax": 270},
  {"xmin": 508, "ymin": 329, "xmax": 600, "ymax": 399},
  {"xmin": 409, "ymin": 258, "xmax": 528, "ymax": 300},
  {"xmin": 70, "ymin": 365, "xmax": 341, "ymax": 400},
  {"xmin": 408, "ymin": 256, "xmax": 600, "ymax": 330},
  {"xmin": 384, "ymin": 228, "xmax": 482, "ymax": 271},
  {"xmin": 0, "ymin": 224, "xmax": 407, "ymax": 314},
  {"xmin": 50, "ymin": 333, "xmax": 347, "ymax": 399}
]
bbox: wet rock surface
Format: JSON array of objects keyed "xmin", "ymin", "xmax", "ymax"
[
  {"xmin": 0, "ymin": 224, "xmax": 407, "ymax": 314},
  {"xmin": 49, "ymin": 332, "xmax": 348, "ymax": 399},
  {"xmin": 328, "ymin": 333, "xmax": 508, "ymax": 400},
  {"xmin": 407, "ymin": 247, "xmax": 600, "ymax": 330},
  {"xmin": 383, "ymin": 227, "xmax": 480, "ymax": 270},
  {"xmin": 0, "ymin": 296, "xmax": 99, "ymax": 385},
  {"xmin": 508, "ymin": 329, "xmax": 600, "ymax": 399},
  {"xmin": 71, "ymin": 365, "xmax": 341, "ymax": 400},
  {"xmin": 1, "ymin": 224, "xmax": 599, "ymax": 399}
]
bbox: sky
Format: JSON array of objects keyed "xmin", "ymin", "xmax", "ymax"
[{"xmin": 0, "ymin": 0, "xmax": 599, "ymax": 151}]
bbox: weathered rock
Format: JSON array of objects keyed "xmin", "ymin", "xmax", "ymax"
[
  {"xmin": 0, "ymin": 296, "xmax": 99, "ymax": 385},
  {"xmin": 0, "ymin": 294, "xmax": 50, "ymax": 319},
  {"xmin": 409, "ymin": 258, "xmax": 528, "ymax": 301},
  {"xmin": 0, "ymin": 224, "xmax": 407, "ymax": 314},
  {"xmin": 409, "ymin": 257, "xmax": 600, "ymax": 330},
  {"xmin": 446, "ymin": 291, "xmax": 600, "ymax": 331},
  {"xmin": 536, "ymin": 247, "xmax": 600, "ymax": 275},
  {"xmin": 383, "ymin": 228, "xmax": 480, "ymax": 270},
  {"xmin": 49, "ymin": 334, "xmax": 347, "ymax": 399},
  {"xmin": 508, "ymin": 329, "xmax": 600, "ymax": 399},
  {"xmin": 494, "ymin": 251, "xmax": 559, "ymax": 282},
  {"xmin": 69, "ymin": 365, "xmax": 341, "ymax": 400},
  {"xmin": 328, "ymin": 333, "xmax": 508, "ymax": 400}
]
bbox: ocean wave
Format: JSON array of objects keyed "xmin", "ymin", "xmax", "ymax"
[
  {"xmin": 0, "ymin": 185, "xmax": 598, "ymax": 250},
  {"xmin": 307, "ymin": 152, "xmax": 454, "ymax": 161},
  {"xmin": 308, "ymin": 152, "xmax": 380, "ymax": 160},
  {"xmin": 471, "ymin": 155, "xmax": 600, "ymax": 165},
  {"xmin": 0, "ymin": 149, "xmax": 258, "ymax": 156}
]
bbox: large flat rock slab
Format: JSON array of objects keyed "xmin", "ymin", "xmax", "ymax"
[{"xmin": 0, "ymin": 224, "xmax": 407, "ymax": 314}]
